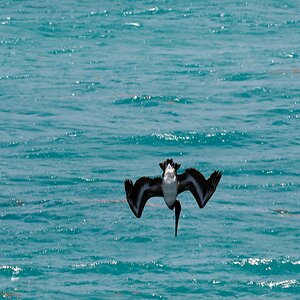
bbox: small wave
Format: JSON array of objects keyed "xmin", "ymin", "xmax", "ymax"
[
  {"xmin": 113, "ymin": 235, "xmax": 153, "ymax": 242},
  {"xmin": 124, "ymin": 22, "xmax": 141, "ymax": 28},
  {"xmin": 118, "ymin": 130, "xmax": 249, "ymax": 151},
  {"xmin": 0, "ymin": 141, "xmax": 22, "ymax": 148},
  {"xmin": 114, "ymin": 95, "xmax": 186, "ymax": 107},
  {"xmin": 21, "ymin": 175, "xmax": 100, "ymax": 186},
  {"xmin": 123, "ymin": 7, "xmax": 172, "ymax": 16},
  {"xmin": 176, "ymin": 69, "xmax": 212, "ymax": 77},
  {"xmin": 145, "ymin": 130, "xmax": 248, "ymax": 147},
  {"xmin": 223, "ymin": 71, "xmax": 266, "ymax": 82},
  {"xmin": 0, "ymin": 265, "xmax": 22, "ymax": 277},
  {"xmin": 234, "ymin": 86, "xmax": 273, "ymax": 100},
  {"xmin": 20, "ymin": 147, "xmax": 81, "ymax": 159},
  {"xmin": 77, "ymin": 10, "xmax": 109, "ymax": 19},
  {"xmin": 0, "ymin": 37, "xmax": 19, "ymax": 45},
  {"xmin": 0, "ymin": 264, "xmax": 43, "ymax": 279},
  {"xmin": 0, "ymin": 74, "xmax": 31, "ymax": 80},
  {"xmin": 272, "ymin": 51, "xmax": 299, "ymax": 59},
  {"xmin": 48, "ymin": 48, "xmax": 78, "ymax": 55},
  {"xmin": 71, "ymin": 260, "xmax": 170, "ymax": 275},
  {"xmin": 176, "ymin": 63, "xmax": 215, "ymax": 78},
  {"xmin": 230, "ymin": 257, "xmax": 300, "ymax": 274},
  {"xmin": 248, "ymin": 279, "xmax": 299, "ymax": 289}
]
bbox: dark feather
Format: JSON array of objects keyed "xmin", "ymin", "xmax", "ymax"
[
  {"xmin": 177, "ymin": 168, "xmax": 222, "ymax": 208},
  {"xmin": 124, "ymin": 177, "xmax": 163, "ymax": 218}
]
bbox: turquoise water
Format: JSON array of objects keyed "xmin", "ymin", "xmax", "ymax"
[{"xmin": 1, "ymin": 0, "xmax": 300, "ymax": 298}]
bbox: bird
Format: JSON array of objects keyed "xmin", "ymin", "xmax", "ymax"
[{"xmin": 124, "ymin": 159, "xmax": 222, "ymax": 236}]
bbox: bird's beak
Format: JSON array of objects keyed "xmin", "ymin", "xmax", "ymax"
[{"xmin": 174, "ymin": 200, "xmax": 181, "ymax": 237}]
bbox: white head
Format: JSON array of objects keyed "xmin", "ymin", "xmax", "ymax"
[
  {"xmin": 159, "ymin": 159, "xmax": 181, "ymax": 177},
  {"xmin": 165, "ymin": 163, "xmax": 175, "ymax": 176}
]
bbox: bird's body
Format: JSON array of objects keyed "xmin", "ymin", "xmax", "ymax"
[
  {"xmin": 162, "ymin": 164, "xmax": 178, "ymax": 208},
  {"xmin": 124, "ymin": 159, "xmax": 222, "ymax": 236}
]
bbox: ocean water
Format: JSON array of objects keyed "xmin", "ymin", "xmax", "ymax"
[{"xmin": 1, "ymin": 0, "xmax": 299, "ymax": 298}]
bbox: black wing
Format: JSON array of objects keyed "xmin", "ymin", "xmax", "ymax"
[
  {"xmin": 124, "ymin": 177, "xmax": 163, "ymax": 218},
  {"xmin": 177, "ymin": 168, "xmax": 222, "ymax": 208}
]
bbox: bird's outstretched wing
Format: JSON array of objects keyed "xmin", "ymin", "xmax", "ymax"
[
  {"xmin": 124, "ymin": 177, "xmax": 163, "ymax": 218},
  {"xmin": 177, "ymin": 168, "xmax": 222, "ymax": 208}
]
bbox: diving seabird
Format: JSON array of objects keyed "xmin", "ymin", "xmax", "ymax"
[{"xmin": 124, "ymin": 159, "xmax": 222, "ymax": 236}]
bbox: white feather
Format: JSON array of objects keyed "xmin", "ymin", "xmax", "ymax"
[{"xmin": 162, "ymin": 164, "xmax": 177, "ymax": 207}]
